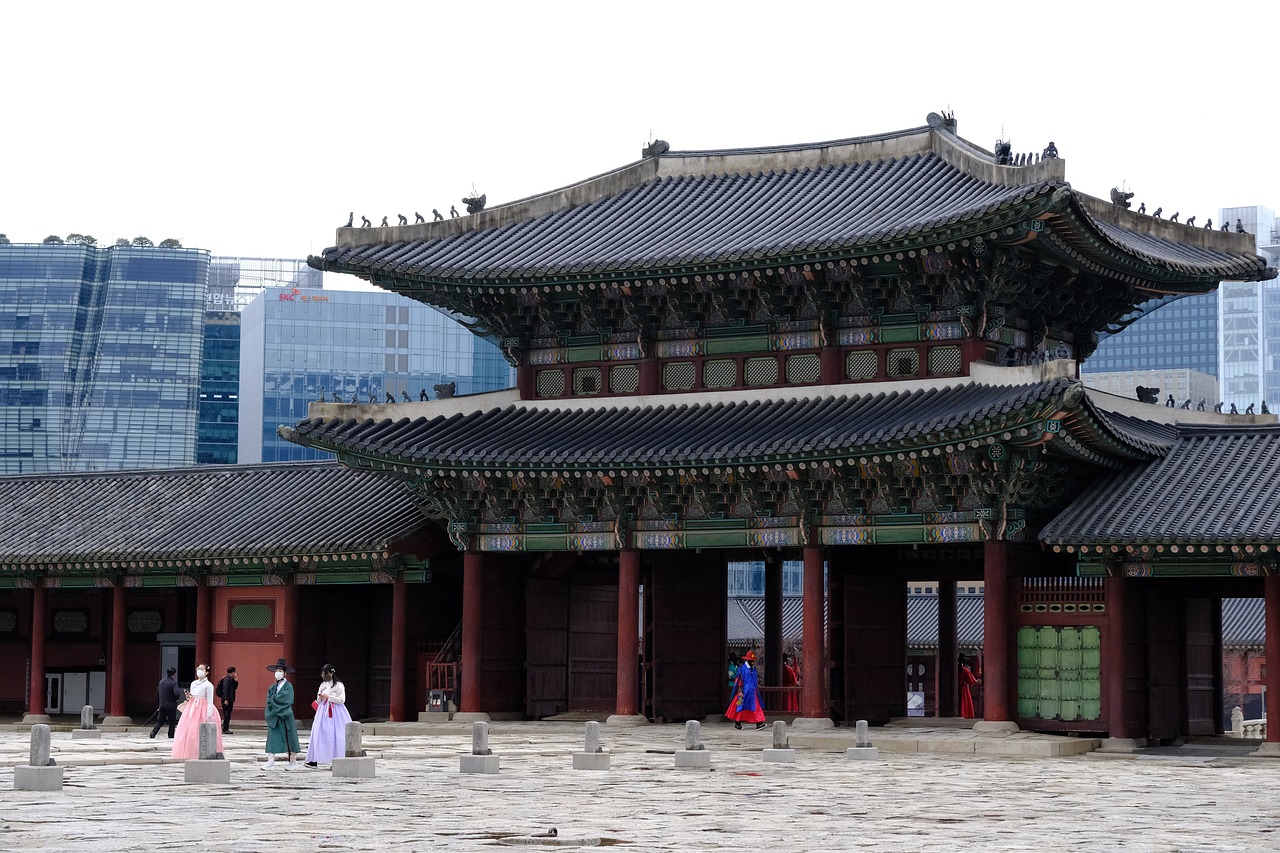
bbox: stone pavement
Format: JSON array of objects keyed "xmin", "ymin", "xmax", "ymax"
[{"xmin": 3, "ymin": 718, "xmax": 1280, "ymax": 851}]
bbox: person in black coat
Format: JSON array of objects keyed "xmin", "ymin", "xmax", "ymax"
[
  {"xmin": 150, "ymin": 667, "xmax": 184, "ymax": 739},
  {"xmin": 216, "ymin": 666, "xmax": 239, "ymax": 734}
]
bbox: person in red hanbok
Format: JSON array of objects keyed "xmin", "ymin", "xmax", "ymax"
[
  {"xmin": 726, "ymin": 650, "xmax": 767, "ymax": 729},
  {"xmin": 782, "ymin": 653, "xmax": 800, "ymax": 713},
  {"xmin": 958, "ymin": 653, "xmax": 980, "ymax": 719}
]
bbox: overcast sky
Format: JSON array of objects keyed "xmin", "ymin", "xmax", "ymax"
[{"xmin": 3, "ymin": 2, "xmax": 1277, "ymax": 290}]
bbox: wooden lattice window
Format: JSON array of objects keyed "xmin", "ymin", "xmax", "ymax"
[
  {"xmin": 573, "ymin": 367, "xmax": 601, "ymax": 395},
  {"xmin": 786, "ymin": 353, "xmax": 820, "ymax": 384},
  {"xmin": 703, "ymin": 359, "xmax": 737, "ymax": 388},
  {"xmin": 846, "ymin": 350, "xmax": 877, "ymax": 380},
  {"xmin": 535, "ymin": 369, "xmax": 566, "ymax": 398},
  {"xmin": 0, "ymin": 610, "xmax": 16, "ymax": 633},
  {"xmin": 230, "ymin": 603, "xmax": 273, "ymax": 630},
  {"xmin": 127, "ymin": 609, "xmax": 163, "ymax": 634},
  {"xmin": 663, "ymin": 362, "xmax": 696, "ymax": 390},
  {"xmin": 928, "ymin": 345, "xmax": 962, "ymax": 376},
  {"xmin": 887, "ymin": 348, "xmax": 919, "ymax": 377},
  {"xmin": 609, "ymin": 364, "xmax": 639, "ymax": 393},
  {"xmin": 52, "ymin": 609, "xmax": 89, "ymax": 634},
  {"xmin": 744, "ymin": 357, "xmax": 778, "ymax": 386}
]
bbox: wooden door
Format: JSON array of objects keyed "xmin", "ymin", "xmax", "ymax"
[
  {"xmin": 568, "ymin": 583, "xmax": 617, "ymax": 712},
  {"xmin": 1145, "ymin": 591, "xmax": 1183, "ymax": 740},
  {"xmin": 843, "ymin": 572, "xmax": 907, "ymax": 724},
  {"xmin": 1184, "ymin": 597, "xmax": 1217, "ymax": 736},
  {"xmin": 525, "ymin": 577, "xmax": 568, "ymax": 718},
  {"xmin": 648, "ymin": 553, "xmax": 726, "ymax": 721}
]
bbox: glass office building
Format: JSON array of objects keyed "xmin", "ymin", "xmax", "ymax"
[
  {"xmin": 196, "ymin": 257, "xmax": 322, "ymax": 466},
  {"xmin": 1083, "ymin": 292, "xmax": 1220, "ymax": 380},
  {"xmin": 0, "ymin": 243, "xmax": 209, "ymax": 473},
  {"xmin": 239, "ymin": 287, "xmax": 514, "ymax": 463},
  {"xmin": 197, "ymin": 311, "xmax": 240, "ymax": 465}
]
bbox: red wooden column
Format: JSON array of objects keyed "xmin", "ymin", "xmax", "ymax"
[
  {"xmin": 1104, "ymin": 572, "xmax": 1132, "ymax": 740},
  {"xmin": 800, "ymin": 545, "xmax": 826, "ymax": 719},
  {"xmin": 280, "ymin": 582, "xmax": 298, "ymax": 669},
  {"xmin": 936, "ymin": 579, "xmax": 957, "ymax": 717},
  {"xmin": 27, "ymin": 583, "xmax": 48, "ymax": 719},
  {"xmin": 109, "ymin": 581, "xmax": 128, "ymax": 719},
  {"xmin": 195, "ymin": 581, "xmax": 212, "ymax": 668},
  {"xmin": 764, "ymin": 554, "xmax": 783, "ymax": 688},
  {"xmin": 615, "ymin": 548, "xmax": 640, "ymax": 716},
  {"xmin": 1265, "ymin": 572, "xmax": 1280, "ymax": 743},
  {"xmin": 982, "ymin": 541, "xmax": 1012, "ymax": 723},
  {"xmin": 461, "ymin": 550, "xmax": 485, "ymax": 713},
  {"xmin": 389, "ymin": 574, "xmax": 408, "ymax": 721}
]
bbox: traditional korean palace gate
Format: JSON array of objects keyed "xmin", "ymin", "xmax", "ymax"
[
  {"xmin": 6, "ymin": 116, "xmax": 1272, "ymax": 743},
  {"xmin": 290, "ymin": 115, "xmax": 1274, "ymax": 739}
]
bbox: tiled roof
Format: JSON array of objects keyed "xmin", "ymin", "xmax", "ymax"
[
  {"xmin": 0, "ymin": 462, "xmax": 429, "ymax": 569},
  {"xmin": 287, "ymin": 379, "xmax": 1157, "ymax": 471},
  {"xmin": 316, "ymin": 154, "xmax": 1058, "ymax": 281},
  {"xmin": 1222, "ymin": 597, "xmax": 1265, "ymax": 648},
  {"xmin": 313, "ymin": 126, "xmax": 1271, "ymax": 287},
  {"xmin": 1041, "ymin": 425, "xmax": 1280, "ymax": 546}
]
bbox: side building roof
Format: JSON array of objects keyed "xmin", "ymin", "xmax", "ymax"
[
  {"xmin": 1040, "ymin": 425, "xmax": 1280, "ymax": 549},
  {"xmin": 0, "ymin": 461, "xmax": 433, "ymax": 579}
]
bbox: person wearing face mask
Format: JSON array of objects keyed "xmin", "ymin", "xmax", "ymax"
[
  {"xmin": 263, "ymin": 658, "xmax": 301, "ymax": 769},
  {"xmin": 171, "ymin": 663, "xmax": 223, "ymax": 759}
]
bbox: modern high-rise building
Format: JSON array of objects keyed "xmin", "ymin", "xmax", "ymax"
[
  {"xmin": 1083, "ymin": 206, "xmax": 1280, "ymax": 410},
  {"xmin": 0, "ymin": 242, "xmax": 209, "ymax": 473},
  {"xmin": 238, "ymin": 286, "xmax": 514, "ymax": 463},
  {"xmin": 196, "ymin": 257, "xmax": 324, "ymax": 465}
]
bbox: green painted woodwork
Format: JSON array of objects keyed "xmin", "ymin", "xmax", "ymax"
[
  {"xmin": 874, "ymin": 527, "xmax": 926, "ymax": 544},
  {"xmin": 1077, "ymin": 559, "xmax": 1259, "ymax": 578},
  {"xmin": 880, "ymin": 325, "xmax": 920, "ymax": 343},
  {"xmin": 566, "ymin": 345, "xmax": 600, "ymax": 363},
  {"xmin": 706, "ymin": 335, "xmax": 770, "ymax": 355},
  {"xmin": 684, "ymin": 529, "xmax": 751, "ymax": 549},
  {"xmin": 1017, "ymin": 624, "xmax": 1102, "ymax": 721}
]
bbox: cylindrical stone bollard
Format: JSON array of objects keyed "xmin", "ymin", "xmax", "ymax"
[
  {"xmin": 80, "ymin": 705, "xmax": 95, "ymax": 730},
  {"xmin": 472, "ymin": 721, "xmax": 491, "ymax": 756},
  {"xmin": 344, "ymin": 721, "xmax": 364, "ymax": 757},
  {"xmin": 584, "ymin": 720, "xmax": 601, "ymax": 754},
  {"xmin": 198, "ymin": 722, "xmax": 219, "ymax": 760},
  {"xmin": 855, "ymin": 719, "xmax": 872, "ymax": 748},
  {"xmin": 30, "ymin": 724, "xmax": 52, "ymax": 767},
  {"xmin": 685, "ymin": 719, "xmax": 703, "ymax": 751},
  {"xmin": 772, "ymin": 720, "xmax": 788, "ymax": 750}
]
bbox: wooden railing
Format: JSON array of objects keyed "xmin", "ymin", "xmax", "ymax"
[{"xmin": 757, "ymin": 686, "xmax": 801, "ymax": 715}]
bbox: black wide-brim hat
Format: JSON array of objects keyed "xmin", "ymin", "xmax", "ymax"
[{"xmin": 266, "ymin": 658, "xmax": 296, "ymax": 673}]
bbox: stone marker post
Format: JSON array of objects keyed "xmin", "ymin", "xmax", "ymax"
[
  {"xmin": 184, "ymin": 722, "xmax": 231, "ymax": 784},
  {"xmin": 846, "ymin": 719, "xmax": 879, "ymax": 761},
  {"xmin": 15, "ymin": 724, "xmax": 64, "ymax": 791},
  {"xmin": 675, "ymin": 719, "xmax": 710, "ymax": 769},
  {"xmin": 763, "ymin": 719, "xmax": 796, "ymax": 763},
  {"xmin": 333, "ymin": 721, "xmax": 376, "ymax": 778},
  {"xmin": 573, "ymin": 720, "xmax": 610, "ymax": 770},
  {"xmin": 72, "ymin": 705, "xmax": 102, "ymax": 740},
  {"xmin": 460, "ymin": 720, "xmax": 500, "ymax": 774}
]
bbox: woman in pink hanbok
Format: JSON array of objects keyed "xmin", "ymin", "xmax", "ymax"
[{"xmin": 171, "ymin": 663, "xmax": 224, "ymax": 759}]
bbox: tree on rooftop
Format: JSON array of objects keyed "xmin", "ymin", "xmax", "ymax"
[
  {"xmin": 131, "ymin": 236, "xmax": 154, "ymax": 247},
  {"xmin": 114, "ymin": 238, "xmax": 130, "ymax": 247},
  {"xmin": 66, "ymin": 234, "xmax": 97, "ymax": 245},
  {"xmin": 158, "ymin": 238, "xmax": 182, "ymax": 248},
  {"xmin": 43, "ymin": 235, "xmax": 64, "ymax": 244},
  {"xmin": 0, "ymin": 234, "xmax": 10, "ymax": 245}
]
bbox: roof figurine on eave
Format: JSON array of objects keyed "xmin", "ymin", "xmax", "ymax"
[{"xmin": 311, "ymin": 113, "xmax": 1273, "ymax": 296}]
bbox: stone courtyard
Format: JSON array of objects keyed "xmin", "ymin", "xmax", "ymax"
[{"xmin": 4, "ymin": 719, "xmax": 1280, "ymax": 851}]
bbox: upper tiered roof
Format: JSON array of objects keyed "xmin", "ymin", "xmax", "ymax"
[{"xmin": 312, "ymin": 119, "xmax": 1271, "ymax": 291}]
